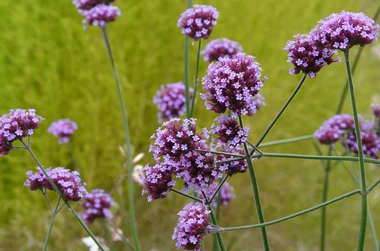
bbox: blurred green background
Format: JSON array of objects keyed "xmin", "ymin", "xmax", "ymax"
[{"xmin": 1, "ymin": 0, "xmax": 380, "ymax": 250}]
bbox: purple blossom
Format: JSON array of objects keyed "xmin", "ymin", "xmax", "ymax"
[
  {"xmin": 314, "ymin": 114, "xmax": 362, "ymax": 144},
  {"xmin": 73, "ymin": 0, "xmax": 115, "ymax": 11},
  {"xmin": 149, "ymin": 118, "xmax": 206, "ymax": 161},
  {"xmin": 80, "ymin": 189, "xmax": 115, "ymax": 225},
  {"xmin": 142, "ymin": 163, "xmax": 176, "ymax": 202},
  {"xmin": 210, "ymin": 115, "xmax": 249, "ymax": 148},
  {"xmin": 311, "ymin": 11, "xmax": 380, "ymax": 50},
  {"xmin": 0, "ymin": 109, "xmax": 43, "ymax": 144},
  {"xmin": 175, "ymin": 146, "xmax": 222, "ymax": 191},
  {"xmin": 199, "ymin": 181, "xmax": 235, "ymax": 208},
  {"xmin": 345, "ymin": 131, "xmax": 380, "ymax": 159},
  {"xmin": 284, "ymin": 34, "xmax": 339, "ymax": 78},
  {"xmin": 0, "ymin": 135, "xmax": 12, "ymax": 157},
  {"xmin": 25, "ymin": 167, "xmax": 87, "ymax": 201},
  {"xmin": 153, "ymin": 82, "xmax": 193, "ymax": 123},
  {"xmin": 172, "ymin": 203, "xmax": 210, "ymax": 251},
  {"xmin": 372, "ymin": 104, "xmax": 380, "ymax": 117},
  {"xmin": 82, "ymin": 4, "xmax": 121, "ymax": 28},
  {"xmin": 201, "ymin": 38, "xmax": 243, "ymax": 62},
  {"xmin": 201, "ymin": 53, "xmax": 266, "ymax": 116},
  {"xmin": 252, "ymin": 93, "xmax": 266, "ymax": 112},
  {"xmin": 48, "ymin": 119, "xmax": 78, "ymax": 144},
  {"xmin": 177, "ymin": 5, "xmax": 219, "ymax": 40},
  {"xmin": 216, "ymin": 146, "xmax": 248, "ymax": 176}
]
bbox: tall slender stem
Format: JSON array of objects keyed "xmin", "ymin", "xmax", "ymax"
[
  {"xmin": 251, "ymin": 74, "xmax": 307, "ymax": 155},
  {"xmin": 100, "ymin": 27, "xmax": 140, "ymax": 250},
  {"xmin": 344, "ymin": 49, "xmax": 367, "ymax": 251},
  {"xmin": 190, "ymin": 40, "xmax": 202, "ymax": 117},
  {"xmin": 259, "ymin": 135, "xmax": 313, "ymax": 148},
  {"xmin": 43, "ymin": 216, "xmax": 55, "ymax": 251},
  {"xmin": 220, "ymin": 189, "xmax": 361, "ymax": 232},
  {"xmin": 68, "ymin": 141, "xmax": 79, "ymax": 172},
  {"xmin": 21, "ymin": 141, "xmax": 105, "ymax": 251},
  {"xmin": 320, "ymin": 147, "xmax": 332, "ymax": 251},
  {"xmin": 239, "ymin": 116, "xmax": 270, "ymax": 250}
]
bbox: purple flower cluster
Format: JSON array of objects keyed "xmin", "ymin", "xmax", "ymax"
[
  {"xmin": 153, "ymin": 82, "xmax": 193, "ymax": 123},
  {"xmin": 82, "ymin": 4, "xmax": 121, "ymax": 28},
  {"xmin": 25, "ymin": 167, "xmax": 87, "ymax": 201},
  {"xmin": 199, "ymin": 181, "xmax": 235, "ymax": 208},
  {"xmin": 73, "ymin": 0, "xmax": 115, "ymax": 11},
  {"xmin": 372, "ymin": 104, "xmax": 380, "ymax": 118},
  {"xmin": 201, "ymin": 53, "xmax": 266, "ymax": 116},
  {"xmin": 0, "ymin": 109, "xmax": 43, "ymax": 156},
  {"xmin": 252, "ymin": 93, "xmax": 266, "ymax": 112},
  {"xmin": 315, "ymin": 109, "xmax": 380, "ymax": 158},
  {"xmin": 284, "ymin": 34, "xmax": 339, "ymax": 78},
  {"xmin": 48, "ymin": 119, "xmax": 78, "ymax": 144},
  {"xmin": 201, "ymin": 38, "xmax": 243, "ymax": 62},
  {"xmin": 216, "ymin": 146, "xmax": 248, "ymax": 176},
  {"xmin": 177, "ymin": 5, "xmax": 219, "ymax": 40},
  {"xmin": 311, "ymin": 11, "xmax": 380, "ymax": 50},
  {"xmin": 142, "ymin": 163, "xmax": 176, "ymax": 202},
  {"xmin": 210, "ymin": 115, "xmax": 249, "ymax": 148},
  {"xmin": 80, "ymin": 189, "xmax": 114, "ymax": 225},
  {"xmin": 172, "ymin": 203, "xmax": 210, "ymax": 251}
]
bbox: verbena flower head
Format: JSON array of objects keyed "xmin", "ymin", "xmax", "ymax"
[
  {"xmin": 311, "ymin": 11, "xmax": 380, "ymax": 50},
  {"xmin": 372, "ymin": 104, "xmax": 380, "ymax": 118},
  {"xmin": 199, "ymin": 181, "xmax": 235, "ymax": 208},
  {"xmin": 175, "ymin": 147, "xmax": 222, "ymax": 191},
  {"xmin": 284, "ymin": 34, "xmax": 339, "ymax": 78},
  {"xmin": 48, "ymin": 119, "xmax": 78, "ymax": 144},
  {"xmin": 150, "ymin": 118, "xmax": 206, "ymax": 161},
  {"xmin": 25, "ymin": 167, "xmax": 87, "ymax": 201},
  {"xmin": 82, "ymin": 4, "xmax": 121, "ymax": 28},
  {"xmin": 0, "ymin": 135, "xmax": 12, "ymax": 157},
  {"xmin": 73, "ymin": 0, "xmax": 115, "ymax": 11},
  {"xmin": 172, "ymin": 203, "xmax": 210, "ymax": 251},
  {"xmin": 177, "ymin": 5, "xmax": 219, "ymax": 40},
  {"xmin": 142, "ymin": 163, "xmax": 176, "ymax": 202},
  {"xmin": 80, "ymin": 189, "xmax": 114, "ymax": 225},
  {"xmin": 153, "ymin": 82, "xmax": 193, "ymax": 123},
  {"xmin": 252, "ymin": 93, "xmax": 266, "ymax": 112},
  {"xmin": 201, "ymin": 53, "xmax": 266, "ymax": 116},
  {"xmin": 201, "ymin": 38, "xmax": 243, "ymax": 62},
  {"xmin": 216, "ymin": 146, "xmax": 248, "ymax": 176},
  {"xmin": 0, "ymin": 109, "xmax": 43, "ymax": 143},
  {"xmin": 345, "ymin": 131, "xmax": 380, "ymax": 159},
  {"xmin": 210, "ymin": 115, "xmax": 249, "ymax": 148},
  {"xmin": 314, "ymin": 114, "xmax": 361, "ymax": 144}
]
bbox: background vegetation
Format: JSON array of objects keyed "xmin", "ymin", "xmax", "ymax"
[{"xmin": 1, "ymin": 0, "xmax": 380, "ymax": 250}]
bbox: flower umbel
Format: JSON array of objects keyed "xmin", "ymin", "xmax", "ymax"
[
  {"xmin": 211, "ymin": 115, "xmax": 249, "ymax": 148},
  {"xmin": 177, "ymin": 4, "xmax": 219, "ymax": 41},
  {"xmin": 172, "ymin": 203, "xmax": 210, "ymax": 251},
  {"xmin": 48, "ymin": 119, "xmax": 78, "ymax": 144},
  {"xmin": 25, "ymin": 167, "xmax": 87, "ymax": 201},
  {"xmin": 142, "ymin": 163, "xmax": 176, "ymax": 202},
  {"xmin": 199, "ymin": 181, "xmax": 235, "ymax": 208},
  {"xmin": 80, "ymin": 189, "xmax": 115, "ymax": 225},
  {"xmin": 82, "ymin": 4, "xmax": 121, "ymax": 28},
  {"xmin": 201, "ymin": 38, "xmax": 243, "ymax": 62},
  {"xmin": 284, "ymin": 34, "xmax": 339, "ymax": 78},
  {"xmin": 153, "ymin": 82, "xmax": 193, "ymax": 123},
  {"xmin": 73, "ymin": 0, "xmax": 116, "ymax": 11},
  {"xmin": 311, "ymin": 11, "xmax": 380, "ymax": 50},
  {"xmin": 201, "ymin": 53, "xmax": 266, "ymax": 116}
]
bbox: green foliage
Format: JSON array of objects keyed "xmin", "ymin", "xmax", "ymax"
[{"xmin": 0, "ymin": 0, "xmax": 380, "ymax": 250}]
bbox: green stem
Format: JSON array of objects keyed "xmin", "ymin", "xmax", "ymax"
[
  {"xmin": 212, "ymin": 182, "xmax": 222, "ymax": 251},
  {"xmin": 170, "ymin": 188, "xmax": 202, "ymax": 202},
  {"xmin": 320, "ymin": 147, "xmax": 332, "ymax": 251},
  {"xmin": 254, "ymin": 152, "xmax": 380, "ymax": 165},
  {"xmin": 219, "ymin": 189, "xmax": 361, "ymax": 232},
  {"xmin": 43, "ymin": 216, "xmax": 55, "ymax": 251},
  {"xmin": 195, "ymin": 149, "xmax": 245, "ymax": 158},
  {"xmin": 259, "ymin": 135, "xmax": 313, "ymax": 148},
  {"xmin": 209, "ymin": 176, "xmax": 228, "ymax": 204},
  {"xmin": 21, "ymin": 141, "xmax": 105, "ymax": 251},
  {"xmin": 107, "ymin": 220, "xmax": 136, "ymax": 251},
  {"xmin": 190, "ymin": 39, "xmax": 201, "ymax": 117},
  {"xmin": 368, "ymin": 209, "xmax": 379, "ymax": 251},
  {"xmin": 100, "ymin": 28, "xmax": 140, "ymax": 251},
  {"xmin": 184, "ymin": 31, "xmax": 191, "ymax": 118},
  {"xmin": 367, "ymin": 178, "xmax": 380, "ymax": 193},
  {"xmin": 68, "ymin": 141, "xmax": 79, "ymax": 172},
  {"xmin": 251, "ymin": 74, "xmax": 307, "ymax": 155},
  {"xmin": 344, "ymin": 49, "xmax": 367, "ymax": 251},
  {"xmin": 239, "ymin": 116, "xmax": 270, "ymax": 251}
]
